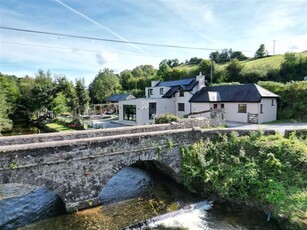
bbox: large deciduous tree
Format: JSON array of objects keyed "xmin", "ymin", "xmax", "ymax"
[
  {"xmin": 89, "ymin": 68, "xmax": 121, "ymax": 103},
  {"xmin": 225, "ymin": 59, "xmax": 244, "ymax": 82}
]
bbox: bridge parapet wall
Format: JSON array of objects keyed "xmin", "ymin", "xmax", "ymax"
[{"xmin": 0, "ymin": 118, "xmax": 223, "ymax": 146}]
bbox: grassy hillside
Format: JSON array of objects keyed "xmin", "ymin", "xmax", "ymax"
[{"xmin": 174, "ymin": 52, "xmax": 307, "ymax": 74}]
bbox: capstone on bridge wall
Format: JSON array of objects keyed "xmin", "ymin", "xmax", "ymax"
[{"xmin": 0, "ymin": 117, "xmax": 224, "ymax": 146}]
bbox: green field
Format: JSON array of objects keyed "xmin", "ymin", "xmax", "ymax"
[{"xmin": 173, "ymin": 52, "xmax": 307, "ymax": 74}]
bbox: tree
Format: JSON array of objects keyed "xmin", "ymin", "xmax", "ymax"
[
  {"xmin": 225, "ymin": 59, "xmax": 244, "ymax": 82},
  {"xmin": 254, "ymin": 44, "xmax": 266, "ymax": 58},
  {"xmin": 210, "ymin": 51, "xmax": 220, "ymax": 63},
  {"xmin": 219, "ymin": 49, "xmax": 230, "ymax": 63},
  {"xmin": 279, "ymin": 53, "xmax": 307, "ymax": 82},
  {"xmin": 157, "ymin": 61, "xmax": 171, "ymax": 79},
  {"xmin": 0, "ymin": 90, "xmax": 13, "ymax": 133},
  {"xmin": 188, "ymin": 57, "xmax": 203, "ymax": 65},
  {"xmin": 75, "ymin": 78, "xmax": 89, "ymax": 116},
  {"xmin": 230, "ymin": 50, "xmax": 248, "ymax": 61},
  {"xmin": 119, "ymin": 70, "xmax": 134, "ymax": 91},
  {"xmin": 17, "ymin": 75, "xmax": 36, "ymax": 117},
  {"xmin": 198, "ymin": 60, "xmax": 212, "ymax": 81},
  {"xmin": 0, "ymin": 73, "xmax": 20, "ymax": 114},
  {"xmin": 89, "ymin": 68, "xmax": 121, "ymax": 103},
  {"xmin": 53, "ymin": 92, "xmax": 69, "ymax": 116},
  {"xmin": 31, "ymin": 70, "xmax": 56, "ymax": 113},
  {"xmin": 167, "ymin": 58, "xmax": 180, "ymax": 67}
]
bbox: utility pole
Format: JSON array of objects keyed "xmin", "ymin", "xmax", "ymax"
[
  {"xmin": 210, "ymin": 56, "xmax": 213, "ymax": 83},
  {"xmin": 273, "ymin": 40, "xmax": 276, "ymax": 55}
]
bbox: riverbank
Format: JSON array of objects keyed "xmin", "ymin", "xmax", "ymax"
[{"xmin": 181, "ymin": 131, "xmax": 307, "ymax": 229}]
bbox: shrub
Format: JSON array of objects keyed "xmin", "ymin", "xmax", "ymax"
[
  {"xmin": 181, "ymin": 132, "xmax": 307, "ymax": 228},
  {"xmin": 155, "ymin": 114, "xmax": 180, "ymax": 124}
]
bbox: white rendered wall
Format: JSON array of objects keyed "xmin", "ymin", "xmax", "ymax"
[
  {"xmin": 191, "ymin": 103, "xmax": 211, "ymax": 118},
  {"xmin": 174, "ymin": 91, "xmax": 193, "ymax": 117},
  {"xmin": 223, "ymin": 103, "xmax": 258, "ymax": 122},
  {"xmin": 145, "ymin": 86, "xmax": 170, "ymax": 98},
  {"xmin": 258, "ymin": 98, "xmax": 277, "ymax": 123},
  {"xmin": 119, "ymin": 98, "xmax": 176, "ymax": 125}
]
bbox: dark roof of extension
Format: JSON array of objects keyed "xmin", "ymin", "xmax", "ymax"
[
  {"xmin": 189, "ymin": 84, "xmax": 278, "ymax": 103},
  {"xmin": 107, "ymin": 94, "xmax": 135, "ymax": 102},
  {"xmin": 155, "ymin": 78, "xmax": 198, "ymax": 98}
]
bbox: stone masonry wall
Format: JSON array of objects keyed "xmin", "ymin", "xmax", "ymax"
[{"xmin": 0, "ymin": 128, "xmax": 274, "ymax": 212}]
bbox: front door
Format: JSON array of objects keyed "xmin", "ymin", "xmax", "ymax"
[{"xmin": 149, "ymin": 103, "xmax": 156, "ymax": 120}]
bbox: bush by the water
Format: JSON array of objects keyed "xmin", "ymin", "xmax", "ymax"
[
  {"xmin": 155, "ymin": 114, "xmax": 180, "ymax": 124},
  {"xmin": 181, "ymin": 131, "xmax": 307, "ymax": 229}
]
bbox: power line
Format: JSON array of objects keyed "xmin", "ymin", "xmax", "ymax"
[
  {"xmin": 0, "ymin": 26, "xmax": 253, "ymax": 52},
  {"xmin": 0, "ymin": 40, "xmax": 163, "ymax": 58}
]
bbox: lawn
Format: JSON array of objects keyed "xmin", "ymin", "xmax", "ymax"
[{"xmin": 45, "ymin": 123, "xmax": 75, "ymax": 132}]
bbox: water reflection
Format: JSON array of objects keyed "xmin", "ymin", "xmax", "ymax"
[{"xmin": 21, "ymin": 165, "xmax": 280, "ymax": 230}]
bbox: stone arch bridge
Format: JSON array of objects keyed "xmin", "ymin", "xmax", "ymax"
[{"xmin": 0, "ymin": 124, "xmax": 274, "ymax": 212}]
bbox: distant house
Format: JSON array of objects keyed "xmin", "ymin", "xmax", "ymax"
[
  {"xmin": 106, "ymin": 94, "xmax": 135, "ymax": 103},
  {"xmin": 118, "ymin": 73, "xmax": 206, "ymax": 125},
  {"xmin": 189, "ymin": 84, "xmax": 279, "ymax": 123}
]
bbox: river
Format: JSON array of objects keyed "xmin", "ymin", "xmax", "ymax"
[{"xmin": 0, "ymin": 165, "xmax": 281, "ymax": 230}]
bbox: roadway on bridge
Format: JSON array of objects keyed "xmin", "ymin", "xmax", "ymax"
[{"xmin": 226, "ymin": 121, "xmax": 307, "ymax": 134}]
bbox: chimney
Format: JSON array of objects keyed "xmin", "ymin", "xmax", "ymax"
[{"xmin": 196, "ymin": 72, "xmax": 205, "ymax": 86}]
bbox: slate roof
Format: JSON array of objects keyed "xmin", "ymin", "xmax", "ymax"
[
  {"xmin": 189, "ymin": 84, "xmax": 278, "ymax": 103},
  {"xmin": 107, "ymin": 94, "xmax": 135, "ymax": 102},
  {"xmin": 156, "ymin": 78, "xmax": 198, "ymax": 98}
]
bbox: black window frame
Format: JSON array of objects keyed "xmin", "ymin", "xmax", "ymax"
[
  {"xmin": 238, "ymin": 104, "xmax": 247, "ymax": 113},
  {"xmin": 123, "ymin": 105, "xmax": 136, "ymax": 121},
  {"xmin": 178, "ymin": 103, "xmax": 185, "ymax": 111}
]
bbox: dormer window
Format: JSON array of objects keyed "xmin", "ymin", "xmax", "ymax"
[
  {"xmin": 160, "ymin": 88, "xmax": 164, "ymax": 95},
  {"xmin": 179, "ymin": 90, "xmax": 184, "ymax": 97},
  {"xmin": 148, "ymin": 89, "xmax": 153, "ymax": 97}
]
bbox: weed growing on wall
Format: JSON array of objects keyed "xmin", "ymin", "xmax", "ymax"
[{"xmin": 181, "ymin": 131, "xmax": 307, "ymax": 229}]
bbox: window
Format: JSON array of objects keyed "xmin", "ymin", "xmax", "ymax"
[
  {"xmin": 221, "ymin": 104, "xmax": 225, "ymax": 109},
  {"xmin": 238, "ymin": 104, "xmax": 247, "ymax": 113},
  {"xmin": 123, "ymin": 105, "xmax": 136, "ymax": 121},
  {"xmin": 213, "ymin": 104, "xmax": 218, "ymax": 109},
  {"xmin": 179, "ymin": 90, "xmax": 184, "ymax": 97},
  {"xmin": 260, "ymin": 104, "xmax": 263, "ymax": 113},
  {"xmin": 149, "ymin": 103, "xmax": 156, "ymax": 120},
  {"xmin": 178, "ymin": 103, "xmax": 185, "ymax": 111},
  {"xmin": 271, "ymin": 99, "xmax": 275, "ymax": 106},
  {"xmin": 148, "ymin": 89, "xmax": 153, "ymax": 96},
  {"xmin": 160, "ymin": 88, "xmax": 164, "ymax": 95}
]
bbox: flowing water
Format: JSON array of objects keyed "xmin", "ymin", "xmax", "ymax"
[{"xmin": 1, "ymin": 166, "xmax": 281, "ymax": 230}]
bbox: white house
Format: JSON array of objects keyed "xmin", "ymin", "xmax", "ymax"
[
  {"xmin": 118, "ymin": 75, "xmax": 278, "ymax": 125},
  {"xmin": 118, "ymin": 73, "xmax": 206, "ymax": 125},
  {"xmin": 189, "ymin": 84, "xmax": 279, "ymax": 123}
]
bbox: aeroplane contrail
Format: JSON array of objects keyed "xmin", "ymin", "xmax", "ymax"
[{"xmin": 54, "ymin": 0, "xmax": 150, "ymax": 56}]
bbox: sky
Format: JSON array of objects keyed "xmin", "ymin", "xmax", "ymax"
[{"xmin": 0, "ymin": 0, "xmax": 306, "ymax": 85}]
